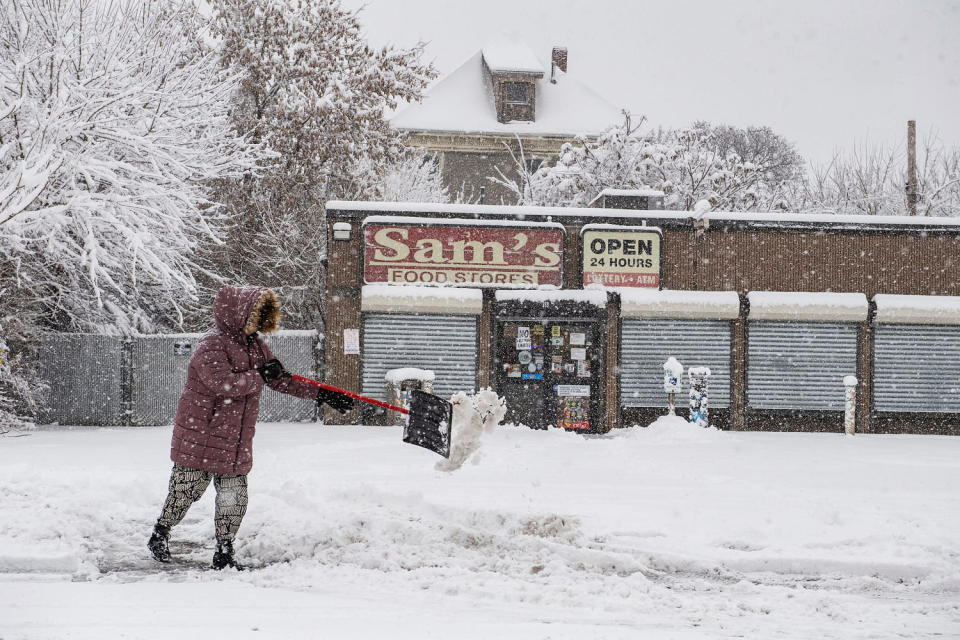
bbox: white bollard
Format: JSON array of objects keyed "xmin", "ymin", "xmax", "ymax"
[
  {"xmin": 688, "ymin": 367, "xmax": 711, "ymax": 428},
  {"xmin": 843, "ymin": 375, "xmax": 858, "ymax": 435},
  {"xmin": 663, "ymin": 357, "xmax": 683, "ymax": 415}
]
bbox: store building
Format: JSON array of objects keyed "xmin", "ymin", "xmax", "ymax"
[{"xmin": 323, "ymin": 199, "xmax": 960, "ymax": 435}]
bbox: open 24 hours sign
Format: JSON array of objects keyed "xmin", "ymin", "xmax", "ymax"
[
  {"xmin": 364, "ymin": 217, "xmax": 564, "ymax": 287},
  {"xmin": 581, "ymin": 225, "xmax": 663, "ymax": 288}
]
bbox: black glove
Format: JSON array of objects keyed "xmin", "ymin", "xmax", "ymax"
[
  {"xmin": 256, "ymin": 358, "xmax": 286, "ymax": 382},
  {"xmin": 317, "ymin": 388, "xmax": 354, "ymax": 414}
]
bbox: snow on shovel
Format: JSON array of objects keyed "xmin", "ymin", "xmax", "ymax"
[{"xmin": 289, "ymin": 374, "xmax": 453, "ymax": 458}]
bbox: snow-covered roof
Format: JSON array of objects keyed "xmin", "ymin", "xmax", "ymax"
[
  {"xmin": 748, "ymin": 291, "xmax": 868, "ymax": 322},
  {"xmin": 361, "ymin": 284, "xmax": 483, "ymax": 315},
  {"xmin": 328, "ymin": 201, "xmax": 960, "ymax": 231},
  {"xmin": 495, "ymin": 289, "xmax": 607, "ymax": 307},
  {"xmin": 390, "ymin": 50, "xmax": 621, "ymax": 138},
  {"xmin": 873, "ymin": 294, "xmax": 960, "ymax": 325},
  {"xmin": 620, "ymin": 290, "xmax": 741, "ymax": 320},
  {"xmin": 481, "ymin": 40, "xmax": 545, "ymax": 75}
]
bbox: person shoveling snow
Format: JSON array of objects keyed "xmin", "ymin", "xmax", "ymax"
[
  {"xmin": 148, "ymin": 285, "xmax": 355, "ymax": 570},
  {"xmin": 148, "ymin": 284, "xmax": 462, "ymax": 570}
]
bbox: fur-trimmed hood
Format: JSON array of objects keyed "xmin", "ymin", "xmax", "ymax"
[{"xmin": 213, "ymin": 285, "xmax": 281, "ymax": 339}]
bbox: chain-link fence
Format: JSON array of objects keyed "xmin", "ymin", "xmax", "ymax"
[{"xmin": 38, "ymin": 331, "xmax": 319, "ymax": 426}]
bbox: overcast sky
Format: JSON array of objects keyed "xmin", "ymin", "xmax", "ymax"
[{"xmin": 342, "ymin": 0, "xmax": 960, "ymax": 164}]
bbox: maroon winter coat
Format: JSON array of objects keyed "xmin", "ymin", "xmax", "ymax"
[{"xmin": 170, "ymin": 285, "xmax": 317, "ymax": 475}]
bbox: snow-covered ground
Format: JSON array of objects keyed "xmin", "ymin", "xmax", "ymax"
[{"xmin": 1, "ymin": 417, "xmax": 958, "ymax": 639}]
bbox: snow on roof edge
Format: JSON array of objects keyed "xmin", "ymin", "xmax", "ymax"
[
  {"xmin": 361, "ymin": 215, "xmax": 565, "ymax": 230},
  {"xmin": 873, "ymin": 294, "xmax": 960, "ymax": 325},
  {"xmin": 748, "ymin": 291, "xmax": 868, "ymax": 322},
  {"xmin": 619, "ymin": 289, "xmax": 740, "ymax": 320},
  {"xmin": 361, "ymin": 284, "xmax": 483, "ymax": 316},
  {"xmin": 328, "ymin": 201, "xmax": 960, "ymax": 229}
]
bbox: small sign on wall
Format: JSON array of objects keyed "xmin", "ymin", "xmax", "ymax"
[
  {"xmin": 343, "ymin": 329, "xmax": 360, "ymax": 355},
  {"xmin": 173, "ymin": 341, "xmax": 192, "ymax": 356},
  {"xmin": 581, "ymin": 227, "xmax": 662, "ymax": 288}
]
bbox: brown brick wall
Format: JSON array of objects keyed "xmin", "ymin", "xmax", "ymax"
[
  {"xmin": 687, "ymin": 227, "xmax": 960, "ymax": 296},
  {"xmin": 323, "ymin": 221, "xmax": 363, "ymax": 424}
]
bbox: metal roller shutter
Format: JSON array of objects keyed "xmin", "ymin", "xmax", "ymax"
[
  {"xmin": 362, "ymin": 314, "xmax": 477, "ymax": 401},
  {"xmin": 621, "ymin": 319, "xmax": 732, "ymax": 408},
  {"xmin": 747, "ymin": 322, "xmax": 857, "ymax": 410},
  {"xmin": 874, "ymin": 324, "xmax": 960, "ymax": 413}
]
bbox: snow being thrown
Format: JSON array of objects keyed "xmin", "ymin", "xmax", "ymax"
[{"xmin": 436, "ymin": 389, "xmax": 507, "ymax": 472}]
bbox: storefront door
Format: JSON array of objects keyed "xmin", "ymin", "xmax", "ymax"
[{"xmin": 495, "ymin": 318, "xmax": 602, "ymax": 430}]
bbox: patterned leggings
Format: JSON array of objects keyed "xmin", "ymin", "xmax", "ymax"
[{"xmin": 157, "ymin": 464, "xmax": 248, "ymax": 542}]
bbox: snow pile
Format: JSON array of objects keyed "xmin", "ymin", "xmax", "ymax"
[
  {"xmin": 632, "ymin": 414, "xmax": 721, "ymax": 442},
  {"xmin": 1, "ymin": 423, "xmax": 958, "ymax": 638},
  {"xmin": 435, "ymin": 389, "xmax": 507, "ymax": 472}
]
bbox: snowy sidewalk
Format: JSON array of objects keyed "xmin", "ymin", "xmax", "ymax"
[{"xmin": 1, "ymin": 420, "xmax": 958, "ymax": 639}]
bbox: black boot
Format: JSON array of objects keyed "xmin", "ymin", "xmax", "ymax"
[
  {"xmin": 148, "ymin": 524, "xmax": 171, "ymax": 563},
  {"xmin": 211, "ymin": 540, "xmax": 245, "ymax": 570}
]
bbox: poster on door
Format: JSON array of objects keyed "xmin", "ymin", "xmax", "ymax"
[{"xmin": 557, "ymin": 395, "xmax": 590, "ymax": 430}]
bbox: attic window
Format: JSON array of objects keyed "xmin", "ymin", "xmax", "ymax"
[{"xmin": 504, "ymin": 82, "xmax": 528, "ymax": 105}]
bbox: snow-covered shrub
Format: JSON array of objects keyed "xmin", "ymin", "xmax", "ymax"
[{"xmin": 0, "ymin": 333, "xmax": 41, "ymax": 430}]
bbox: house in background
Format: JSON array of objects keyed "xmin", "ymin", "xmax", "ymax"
[{"xmin": 390, "ymin": 39, "xmax": 622, "ymax": 204}]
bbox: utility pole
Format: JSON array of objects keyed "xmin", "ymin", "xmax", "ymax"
[{"xmin": 906, "ymin": 120, "xmax": 918, "ymax": 216}]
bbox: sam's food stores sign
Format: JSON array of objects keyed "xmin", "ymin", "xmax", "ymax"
[
  {"xmin": 581, "ymin": 227, "xmax": 663, "ymax": 288},
  {"xmin": 364, "ymin": 220, "xmax": 564, "ymax": 287}
]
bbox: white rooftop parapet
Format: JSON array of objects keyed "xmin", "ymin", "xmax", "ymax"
[
  {"xmin": 873, "ymin": 294, "xmax": 960, "ymax": 325},
  {"xmin": 361, "ymin": 285, "xmax": 483, "ymax": 315},
  {"xmin": 748, "ymin": 291, "xmax": 868, "ymax": 322},
  {"xmin": 620, "ymin": 289, "xmax": 740, "ymax": 320}
]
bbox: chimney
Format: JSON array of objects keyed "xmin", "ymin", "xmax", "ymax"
[{"xmin": 550, "ymin": 47, "xmax": 568, "ymax": 83}]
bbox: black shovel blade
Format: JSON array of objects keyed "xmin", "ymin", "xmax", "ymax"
[{"xmin": 403, "ymin": 389, "xmax": 453, "ymax": 458}]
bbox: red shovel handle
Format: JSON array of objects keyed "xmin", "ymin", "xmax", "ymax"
[{"xmin": 290, "ymin": 373, "xmax": 410, "ymax": 415}]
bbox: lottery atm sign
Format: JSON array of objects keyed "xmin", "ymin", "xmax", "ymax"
[{"xmin": 581, "ymin": 227, "xmax": 663, "ymax": 288}]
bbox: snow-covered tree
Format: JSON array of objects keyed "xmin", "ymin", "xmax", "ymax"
[
  {"xmin": 703, "ymin": 123, "xmax": 805, "ymax": 184},
  {"xmin": 799, "ymin": 135, "xmax": 960, "ymax": 217},
  {"xmin": 496, "ymin": 115, "xmax": 796, "ymax": 212},
  {"xmin": 207, "ymin": 0, "xmax": 435, "ymax": 329},
  {"xmin": 374, "ymin": 151, "xmax": 450, "ymax": 204},
  {"xmin": 0, "ymin": 0, "xmax": 267, "ymax": 334}
]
